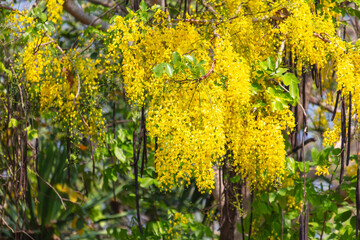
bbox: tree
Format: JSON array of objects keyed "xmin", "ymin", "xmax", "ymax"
[{"xmin": 1, "ymin": 0, "xmax": 360, "ymax": 239}]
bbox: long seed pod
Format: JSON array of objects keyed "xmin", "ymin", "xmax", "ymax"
[
  {"xmin": 133, "ymin": 131, "xmax": 143, "ymax": 234},
  {"xmin": 299, "ymin": 213, "xmax": 304, "ymax": 240},
  {"xmin": 140, "ymin": 106, "xmax": 146, "ymax": 177},
  {"xmin": 356, "ymin": 134, "xmax": 360, "ymax": 237},
  {"xmin": 155, "ymin": 137, "xmax": 158, "ymax": 154},
  {"xmin": 90, "ymin": 140, "xmax": 95, "ymax": 176},
  {"xmin": 357, "ymin": 166, "xmax": 360, "ymax": 237},
  {"xmin": 248, "ymin": 191, "xmax": 254, "ymax": 240},
  {"xmin": 332, "ymin": 90, "xmax": 342, "ymax": 121},
  {"xmin": 112, "ymin": 102, "xmax": 117, "ymax": 201},
  {"xmin": 313, "ymin": 64, "xmax": 319, "ymax": 88},
  {"xmin": 300, "ymin": 70, "xmax": 307, "ymax": 240},
  {"xmin": 66, "ymin": 129, "xmax": 71, "ymax": 183},
  {"xmin": 305, "ymin": 203, "xmax": 309, "ymax": 239},
  {"xmin": 340, "ymin": 96, "xmax": 346, "ymax": 184},
  {"xmin": 347, "ymin": 92, "xmax": 352, "ymax": 166}
]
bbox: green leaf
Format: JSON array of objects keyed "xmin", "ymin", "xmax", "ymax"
[
  {"xmin": 289, "ymin": 82, "xmax": 300, "ymax": 102},
  {"xmin": 140, "ymin": 11, "xmax": 149, "ymax": 21},
  {"xmin": 164, "ymin": 63, "xmax": 174, "ymax": 77},
  {"xmin": 110, "ymin": 15, "xmax": 118, "ymax": 24},
  {"xmin": 280, "ymin": 73, "xmax": 299, "ymax": 101},
  {"xmin": 140, "ymin": 177, "xmax": 154, "ymax": 188},
  {"xmin": 286, "ymin": 157, "xmax": 296, "ymax": 174},
  {"xmin": 28, "ymin": 129, "xmax": 38, "ymax": 141},
  {"xmin": 198, "ymin": 59, "xmax": 206, "ymax": 65},
  {"xmin": 275, "ymin": 67, "xmax": 287, "ymax": 75},
  {"xmin": 230, "ymin": 175, "xmax": 241, "ymax": 183},
  {"xmin": 153, "ymin": 63, "xmax": 165, "ymax": 78},
  {"xmin": 334, "ymin": 210, "xmax": 352, "ymax": 222},
  {"xmin": 116, "ymin": 128, "xmax": 126, "ymax": 143},
  {"xmin": 172, "ymin": 52, "xmax": 181, "ymax": 67},
  {"xmin": 311, "ymin": 147, "xmax": 320, "ymax": 164},
  {"xmin": 139, "ymin": 0, "xmax": 148, "ymax": 11},
  {"xmin": 281, "ymin": 73, "xmax": 299, "ymax": 86},
  {"xmin": 298, "ymin": 162, "xmax": 310, "ymax": 173},
  {"xmin": 105, "ymin": 167, "xmax": 117, "ymax": 181},
  {"xmin": 259, "ymin": 60, "xmax": 268, "ymax": 70},
  {"xmin": 114, "ymin": 146, "xmax": 126, "ymax": 163},
  {"xmin": 267, "ymin": 56, "xmax": 275, "ymax": 71},
  {"xmin": 44, "ymin": 22, "xmax": 55, "ymax": 33},
  {"xmin": 8, "ymin": 118, "xmax": 19, "ymax": 128},
  {"xmin": 39, "ymin": 13, "xmax": 47, "ymax": 22},
  {"xmin": 32, "ymin": 8, "xmax": 42, "ymax": 18},
  {"xmin": 149, "ymin": 222, "xmax": 160, "ymax": 236},
  {"xmin": 269, "ymin": 192, "xmax": 276, "ymax": 203},
  {"xmin": 157, "ymin": 221, "xmax": 165, "ymax": 235},
  {"xmin": 274, "ymin": 100, "xmax": 284, "ymax": 111},
  {"xmin": 278, "ymin": 188, "xmax": 287, "ymax": 196},
  {"xmin": 184, "ymin": 55, "xmax": 196, "ymax": 64},
  {"xmin": 253, "ymin": 100, "xmax": 266, "ymax": 108},
  {"xmin": 251, "ymin": 82, "xmax": 262, "ymax": 94},
  {"xmin": 199, "ymin": 67, "xmax": 206, "ymax": 76},
  {"xmin": 267, "ymin": 86, "xmax": 276, "ymax": 96}
]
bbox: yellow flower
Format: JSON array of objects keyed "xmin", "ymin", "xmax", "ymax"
[{"xmin": 315, "ymin": 166, "xmax": 330, "ymax": 176}]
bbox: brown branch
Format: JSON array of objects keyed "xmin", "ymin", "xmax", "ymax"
[
  {"xmin": 105, "ymin": 119, "xmax": 131, "ymax": 128},
  {"xmin": 198, "ymin": 0, "xmax": 218, "ymax": 16},
  {"xmin": 0, "ymin": 4, "xmax": 23, "ymax": 14},
  {"xmin": 308, "ymin": 95, "xmax": 334, "ymax": 113},
  {"xmin": 197, "ymin": 59, "xmax": 216, "ymax": 82},
  {"xmin": 86, "ymin": 0, "xmax": 115, "ymax": 8},
  {"xmin": 1, "ymin": 216, "xmax": 14, "ymax": 233},
  {"xmin": 287, "ymin": 137, "xmax": 316, "ymax": 155},
  {"xmin": 252, "ymin": 15, "xmax": 283, "ymax": 22},
  {"xmin": 63, "ymin": 0, "xmax": 110, "ymax": 31},
  {"xmin": 30, "ymin": 169, "xmax": 67, "ymax": 210},
  {"xmin": 313, "ymin": 32, "xmax": 331, "ymax": 43}
]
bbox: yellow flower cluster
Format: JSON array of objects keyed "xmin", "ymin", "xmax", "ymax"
[
  {"xmin": 277, "ymin": 0, "xmax": 336, "ymax": 72},
  {"xmin": 3, "ymin": 10, "xmax": 35, "ymax": 38},
  {"xmin": 105, "ymin": 5, "xmax": 299, "ymax": 192},
  {"xmin": 346, "ymin": 161, "xmax": 358, "ymax": 177},
  {"xmin": 106, "ymin": 12, "xmax": 229, "ymax": 193},
  {"xmin": 230, "ymin": 109, "xmax": 295, "ymax": 190},
  {"xmin": 315, "ymin": 165, "xmax": 330, "ymax": 176},
  {"xmin": 269, "ymin": 230, "xmax": 281, "ymax": 240},
  {"xmin": 9, "ymin": 7, "xmax": 106, "ymax": 145},
  {"xmin": 323, "ymin": 113, "xmax": 341, "ymax": 147},
  {"xmin": 287, "ymin": 196, "xmax": 302, "ymax": 211},
  {"xmin": 166, "ymin": 212, "xmax": 190, "ymax": 239},
  {"xmin": 46, "ymin": 0, "xmax": 64, "ymax": 24}
]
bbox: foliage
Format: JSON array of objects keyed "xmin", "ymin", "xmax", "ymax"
[{"xmin": 1, "ymin": 0, "xmax": 360, "ymax": 239}]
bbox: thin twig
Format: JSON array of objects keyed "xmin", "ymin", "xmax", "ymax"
[
  {"xmin": 29, "ymin": 169, "xmax": 67, "ymax": 210},
  {"xmin": 0, "ymin": 4, "xmax": 23, "ymax": 14},
  {"xmin": 199, "ymin": 0, "xmax": 219, "ymax": 16},
  {"xmin": 287, "ymin": 138, "xmax": 316, "ymax": 155},
  {"xmin": 1, "ymin": 216, "xmax": 14, "ymax": 233}
]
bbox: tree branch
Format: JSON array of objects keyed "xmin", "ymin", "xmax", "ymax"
[
  {"xmin": 63, "ymin": 0, "xmax": 110, "ymax": 31},
  {"xmin": 86, "ymin": 0, "xmax": 115, "ymax": 8},
  {"xmin": 287, "ymin": 137, "xmax": 316, "ymax": 155},
  {"xmin": 309, "ymin": 95, "xmax": 335, "ymax": 113}
]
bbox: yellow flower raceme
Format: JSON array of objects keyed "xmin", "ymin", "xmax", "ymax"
[
  {"xmin": 315, "ymin": 165, "xmax": 330, "ymax": 176},
  {"xmin": 105, "ymin": 11, "xmax": 297, "ymax": 192},
  {"xmin": 46, "ymin": 0, "xmax": 64, "ymax": 24}
]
